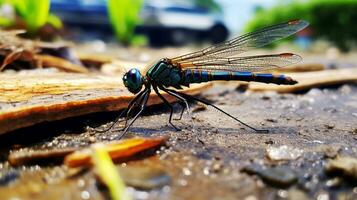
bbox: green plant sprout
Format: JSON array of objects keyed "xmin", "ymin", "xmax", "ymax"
[
  {"xmin": 92, "ymin": 144, "xmax": 132, "ymax": 200},
  {"xmin": 107, "ymin": 0, "xmax": 146, "ymax": 46},
  {"xmin": 0, "ymin": 0, "xmax": 62, "ymax": 35},
  {"xmin": 13, "ymin": 0, "xmax": 49, "ymax": 33}
]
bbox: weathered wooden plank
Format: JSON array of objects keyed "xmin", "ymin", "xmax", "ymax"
[{"xmin": 0, "ymin": 71, "xmax": 211, "ymax": 135}]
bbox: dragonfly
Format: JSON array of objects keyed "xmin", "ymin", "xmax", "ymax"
[{"xmin": 99, "ymin": 19, "xmax": 309, "ymax": 138}]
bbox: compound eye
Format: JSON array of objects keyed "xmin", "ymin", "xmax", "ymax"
[
  {"xmin": 123, "ymin": 75, "xmax": 127, "ymax": 84},
  {"xmin": 129, "ymin": 69, "xmax": 139, "ymax": 82}
]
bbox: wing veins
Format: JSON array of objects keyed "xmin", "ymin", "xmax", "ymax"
[
  {"xmin": 170, "ymin": 20, "xmax": 308, "ymax": 63},
  {"xmin": 181, "ymin": 53, "xmax": 302, "ymax": 72}
]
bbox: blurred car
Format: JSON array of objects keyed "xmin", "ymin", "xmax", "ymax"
[
  {"xmin": 50, "ymin": 0, "xmax": 111, "ymax": 37},
  {"xmin": 50, "ymin": 0, "xmax": 229, "ymax": 46},
  {"xmin": 138, "ymin": 1, "xmax": 229, "ymax": 46}
]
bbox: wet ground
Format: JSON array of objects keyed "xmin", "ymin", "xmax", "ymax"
[{"xmin": 0, "ymin": 82, "xmax": 356, "ymax": 200}]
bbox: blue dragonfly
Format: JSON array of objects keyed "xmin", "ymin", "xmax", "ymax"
[{"xmin": 100, "ymin": 19, "xmax": 309, "ymax": 137}]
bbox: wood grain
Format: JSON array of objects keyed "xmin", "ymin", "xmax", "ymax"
[{"xmin": 0, "ymin": 71, "xmax": 211, "ymax": 135}]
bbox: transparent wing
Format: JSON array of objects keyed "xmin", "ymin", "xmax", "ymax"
[
  {"xmin": 170, "ymin": 19, "xmax": 308, "ymax": 64},
  {"xmin": 178, "ymin": 53, "xmax": 302, "ymax": 72}
]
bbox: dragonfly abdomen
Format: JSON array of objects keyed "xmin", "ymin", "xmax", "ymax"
[{"xmin": 181, "ymin": 69, "xmax": 297, "ymax": 85}]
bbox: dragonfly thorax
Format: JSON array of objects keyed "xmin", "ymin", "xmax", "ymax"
[{"xmin": 123, "ymin": 68, "xmax": 143, "ymax": 94}]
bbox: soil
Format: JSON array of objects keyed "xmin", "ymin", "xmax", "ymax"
[{"xmin": 0, "ymin": 80, "xmax": 356, "ymax": 200}]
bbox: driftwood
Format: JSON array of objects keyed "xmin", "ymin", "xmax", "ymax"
[{"xmin": 0, "ymin": 71, "xmax": 211, "ymax": 135}]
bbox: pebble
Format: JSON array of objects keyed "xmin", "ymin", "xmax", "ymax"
[
  {"xmin": 264, "ymin": 139, "xmax": 274, "ymax": 145},
  {"xmin": 242, "ymin": 164, "xmax": 297, "ymax": 187},
  {"xmin": 287, "ymin": 189, "xmax": 309, "ymax": 200},
  {"xmin": 244, "ymin": 195, "xmax": 258, "ymax": 200},
  {"xmin": 266, "ymin": 118, "xmax": 278, "ymax": 123},
  {"xmin": 325, "ymin": 156, "xmax": 357, "ymax": 179},
  {"xmin": 325, "ymin": 177, "xmax": 342, "ymax": 188},
  {"xmin": 322, "ymin": 146, "xmax": 340, "ymax": 159},
  {"xmin": 324, "ymin": 123, "xmax": 335, "ymax": 129},
  {"xmin": 317, "ymin": 192, "xmax": 329, "ymax": 200},
  {"xmin": 266, "ymin": 145, "xmax": 303, "ymax": 161},
  {"xmin": 192, "ymin": 104, "xmax": 207, "ymax": 112},
  {"xmin": 307, "ymin": 88, "xmax": 323, "ymax": 96},
  {"xmin": 182, "ymin": 167, "xmax": 192, "ymax": 176},
  {"xmin": 0, "ymin": 170, "xmax": 19, "ymax": 186},
  {"xmin": 203, "ymin": 167, "xmax": 210, "ymax": 176},
  {"xmin": 339, "ymin": 85, "xmax": 352, "ymax": 95},
  {"xmin": 119, "ymin": 166, "xmax": 171, "ymax": 190},
  {"xmin": 88, "ymin": 136, "xmax": 96, "ymax": 143},
  {"xmin": 212, "ymin": 162, "xmax": 223, "ymax": 173},
  {"xmin": 277, "ymin": 190, "xmax": 288, "ymax": 198},
  {"xmin": 81, "ymin": 191, "xmax": 91, "ymax": 200}
]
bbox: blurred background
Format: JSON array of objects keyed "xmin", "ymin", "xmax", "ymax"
[{"xmin": 0, "ymin": 0, "xmax": 356, "ymax": 52}]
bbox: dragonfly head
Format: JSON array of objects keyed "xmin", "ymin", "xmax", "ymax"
[{"xmin": 123, "ymin": 68, "xmax": 143, "ymax": 94}]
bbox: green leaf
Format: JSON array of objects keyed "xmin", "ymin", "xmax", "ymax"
[
  {"xmin": 92, "ymin": 144, "xmax": 132, "ymax": 200},
  {"xmin": 25, "ymin": 0, "xmax": 50, "ymax": 32},
  {"xmin": 47, "ymin": 14, "xmax": 62, "ymax": 29},
  {"xmin": 107, "ymin": 0, "xmax": 143, "ymax": 45}
]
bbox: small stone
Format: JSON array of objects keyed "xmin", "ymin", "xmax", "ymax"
[
  {"xmin": 339, "ymin": 85, "xmax": 351, "ymax": 95},
  {"xmin": 325, "ymin": 156, "xmax": 357, "ymax": 179},
  {"xmin": 242, "ymin": 164, "xmax": 297, "ymax": 187},
  {"xmin": 182, "ymin": 168, "xmax": 192, "ymax": 176},
  {"xmin": 307, "ymin": 88, "xmax": 322, "ymax": 96},
  {"xmin": 317, "ymin": 192, "xmax": 329, "ymax": 200},
  {"xmin": 203, "ymin": 167, "xmax": 210, "ymax": 176},
  {"xmin": 353, "ymin": 128, "xmax": 357, "ymax": 135},
  {"xmin": 244, "ymin": 195, "xmax": 258, "ymax": 200},
  {"xmin": 119, "ymin": 166, "xmax": 171, "ymax": 190},
  {"xmin": 322, "ymin": 146, "xmax": 341, "ymax": 159},
  {"xmin": 81, "ymin": 191, "xmax": 90, "ymax": 200},
  {"xmin": 277, "ymin": 190, "xmax": 288, "ymax": 198},
  {"xmin": 212, "ymin": 162, "xmax": 223, "ymax": 173},
  {"xmin": 178, "ymin": 179, "xmax": 187, "ymax": 186},
  {"xmin": 0, "ymin": 170, "xmax": 19, "ymax": 186},
  {"xmin": 298, "ymin": 130, "xmax": 309, "ymax": 137},
  {"xmin": 266, "ymin": 145, "xmax": 303, "ymax": 161},
  {"xmin": 325, "ymin": 177, "xmax": 342, "ymax": 188},
  {"xmin": 264, "ymin": 139, "xmax": 274, "ymax": 145},
  {"xmin": 266, "ymin": 118, "xmax": 278, "ymax": 123},
  {"xmin": 287, "ymin": 189, "xmax": 309, "ymax": 200},
  {"xmin": 88, "ymin": 136, "xmax": 96, "ymax": 143},
  {"xmin": 324, "ymin": 123, "xmax": 335, "ymax": 129},
  {"xmin": 261, "ymin": 95, "xmax": 271, "ymax": 100},
  {"xmin": 192, "ymin": 104, "xmax": 207, "ymax": 112},
  {"xmin": 77, "ymin": 179, "xmax": 86, "ymax": 188}
]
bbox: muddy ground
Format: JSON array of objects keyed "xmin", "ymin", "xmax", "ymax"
[{"xmin": 0, "ymin": 81, "xmax": 356, "ymax": 200}]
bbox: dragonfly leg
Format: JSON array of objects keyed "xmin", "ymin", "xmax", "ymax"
[
  {"xmin": 165, "ymin": 89, "xmax": 269, "ymax": 133},
  {"xmin": 174, "ymin": 101, "xmax": 186, "ymax": 120},
  {"xmin": 159, "ymin": 87, "xmax": 191, "ymax": 120},
  {"xmin": 120, "ymin": 90, "xmax": 150, "ymax": 129},
  {"xmin": 161, "ymin": 87, "xmax": 206, "ymax": 144},
  {"xmin": 152, "ymin": 85, "xmax": 180, "ymax": 131},
  {"xmin": 94, "ymin": 89, "xmax": 146, "ymax": 133},
  {"xmin": 160, "ymin": 87, "xmax": 195, "ymax": 126},
  {"xmin": 168, "ymin": 97, "xmax": 186, "ymax": 120},
  {"xmin": 118, "ymin": 89, "xmax": 151, "ymax": 139}
]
